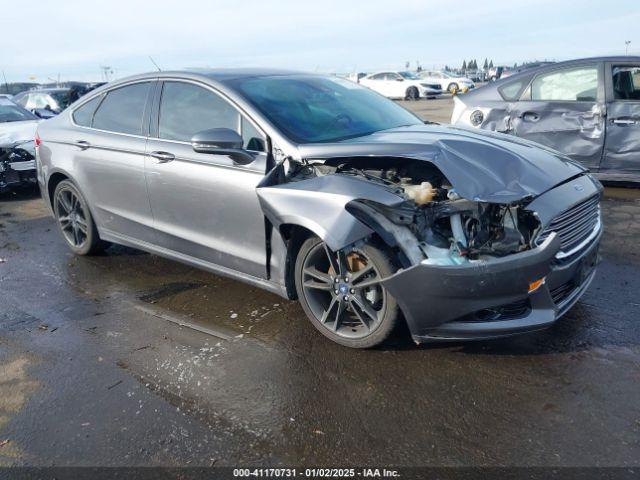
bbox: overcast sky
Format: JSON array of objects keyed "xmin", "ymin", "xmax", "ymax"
[{"xmin": 3, "ymin": 0, "xmax": 639, "ymax": 82}]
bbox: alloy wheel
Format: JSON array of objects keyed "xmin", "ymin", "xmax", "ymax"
[
  {"xmin": 300, "ymin": 242, "xmax": 386, "ymax": 339},
  {"xmin": 55, "ymin": 187, "xmax": 88, "ymax": 248}
]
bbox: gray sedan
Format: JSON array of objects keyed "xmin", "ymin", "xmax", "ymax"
[
  {"xmin": 452, "ymin": 56, "xmax": 640, "ymax": 183},
  {"xmin": 36, "ymin": 69, "xmax": 602, "ymax": 348}
]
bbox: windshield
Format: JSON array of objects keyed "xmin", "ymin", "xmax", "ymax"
[
  {"xmin": 399, "ymin": 71, "xmax": 419, "ymax": 80},
  {"xmin": 229, "ymin": 75, "xmax": 423, "ymax": 143},
  {"xmin": 0, "ymin": 100, "xmax": 37, "ymax": 123},
  {"xmin": 49, "ymin": 91, "xmax": 73, "ymax": 110}
]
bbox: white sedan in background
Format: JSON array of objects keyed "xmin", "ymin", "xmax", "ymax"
[
  {"xmin": 359, "ymin": 71, "xmax": 441, "ymax": 100},
  {"xmin": 419, "ymin": 71, "xmax": 475, "ymax": 94}
]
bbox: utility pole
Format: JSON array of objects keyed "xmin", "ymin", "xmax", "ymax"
[
  {"xmin": 625, "ymin": 40, "xmax": 631, "ymax": 55},
  {"xmin": 1, "ymin": 70, "xmax": 9, "ymax": 94},
  {"xmin": 100, "ymin": 66, "xmax": 113, "ymax": 82}
]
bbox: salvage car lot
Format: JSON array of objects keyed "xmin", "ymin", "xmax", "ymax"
[{"xmin": 0, "ymin": 98, "xmax": 639, "ymax": 466}]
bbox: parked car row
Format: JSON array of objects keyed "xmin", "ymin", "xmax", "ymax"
[
  {"xmin": 348, "ymin": 69, "xmax": 477, "ymax": 100},
  {"xmin": 359, "ymin": 71, "xmax": 442, "ymax": 100}
]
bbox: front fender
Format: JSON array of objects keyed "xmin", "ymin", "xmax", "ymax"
[{"xmin": 256, "ymin": 174, "xmax": 404, "ymax": 251}]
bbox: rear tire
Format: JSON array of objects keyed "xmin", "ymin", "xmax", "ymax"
[
  {"xmin": 295, "ymin": 237, "xmax": 400, "ymax": 348},
  {"xmin": 447, "ymin": 82, "xmax": 459, "ymax": 94},
  {"xmin": 405, "ymin": 86, "xmax": 420, "ymax": 101},
  {"xmin": 53, "ymin": 180, "xmax": 108, "ymax": 255}
]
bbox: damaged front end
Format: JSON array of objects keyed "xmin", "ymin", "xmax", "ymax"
[
  {"xmin": 258, "ymin": 152, "xmax": 601, "ymax": 343},
  {"xmin": 0, "ymin": 141, "xmax": 37, "ymax": 193}
]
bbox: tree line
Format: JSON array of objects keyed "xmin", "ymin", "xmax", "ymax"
[{"xmin": 443, "ymin": 58, "xmax": 495, "ymax": 72}]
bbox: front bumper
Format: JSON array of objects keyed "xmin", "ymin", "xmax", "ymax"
[
  {"xmin": 1, "ymin": 142, "xmax": 37, "ymax": 192},
  {"xmin": 382, "ymin": 230, "xmax": 601, "ymax": 343},
  {"xmin": 0, "ymin": 160, "xmax": 37, "ymax": 192},
  {"xmin": 418, "ymin": 87, "xmax": 442, "ymax": 97}
]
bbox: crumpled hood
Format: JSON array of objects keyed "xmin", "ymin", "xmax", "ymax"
[
  {"xmin": 0, "ymin": 120, "xmax": 39, "ymax": 147},
  {"xmin": 299, "ymin": 124, "xmax": 586, "ymax": 203}
]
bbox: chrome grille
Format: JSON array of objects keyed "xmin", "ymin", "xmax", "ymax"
[{"xmin": 536, "ymin": 195, "xmax": 601, "ymax": 257}]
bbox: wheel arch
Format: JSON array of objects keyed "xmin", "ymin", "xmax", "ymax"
[
  {"xmin": 47, "ymin": 170, "xmax": 72, "ymax": 209},
  {"xmin": 278, "ymin": 223, "xmax": 318, "ymax": 300}
]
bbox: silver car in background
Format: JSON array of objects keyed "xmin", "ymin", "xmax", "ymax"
[
  {"xmin": 37, "ymin": 69, "xmax": 602, "ymax": 348},
  {"xmin": 452, "ymin": 56, "xmax": 640, "ymax": 183}
]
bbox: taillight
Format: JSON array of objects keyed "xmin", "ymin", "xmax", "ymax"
[{"xmin": 35, "ymin": 132, "xmax": 41, "ymax": 147}]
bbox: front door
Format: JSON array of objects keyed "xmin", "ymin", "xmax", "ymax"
[
  {"xmin": 602, "ymin": 61, "xmax": 640, "ymax": 176},
  {"xmin": 145, "ymin": 80, "xmax": 269, "ymax": 279},
  {"xmin": 509, "ymin": 63, "xmax": 606, "ymax": 170}
]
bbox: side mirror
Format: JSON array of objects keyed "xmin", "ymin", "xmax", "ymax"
[
  {"xmin": 190, "ymin": 128, "xmax": 254, "ymax": 165},
  {"xmin": 396, "ymin": 77, "xmax": 404, "ymax": 81},
  {"xmin": 32, "ymin": 108, "xmax": 55, "ymax": 119}
]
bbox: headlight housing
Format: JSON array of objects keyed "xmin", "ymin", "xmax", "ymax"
[{"xmin": 469, "ymin": 110, "xmax": 484, "ymax": 126}]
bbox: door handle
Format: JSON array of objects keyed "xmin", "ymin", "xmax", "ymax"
[
  {"xmin": 150, "ymin": 151, "xmax": 175, "ymax": 163},
  {"xmin": 611, "ymin": 118, "xmax": 636, "ymax": 126},
  {"xmin": 74, "ymin": 140, "xmax": 91, "ymax": 150}
]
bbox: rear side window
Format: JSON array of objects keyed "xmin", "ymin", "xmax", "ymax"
[
  {"xmin": 72, "ymin": 96, "xmax": 102, "ymax": 127},
  {"xmin": 158, "ymin": 82, "xmax": 240, "ymax": 142},
  {"xmin": 92, "ymin": 82, "xmax": 150, "ymax": 135},
  {"xmin": 531, "ymin": 66, "xmax": 598, "ymax": 102}
]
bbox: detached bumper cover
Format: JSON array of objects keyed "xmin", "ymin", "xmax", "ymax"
[{"xmin": 382, "ymin": 231, "xmax": 601, "ymax": 342}]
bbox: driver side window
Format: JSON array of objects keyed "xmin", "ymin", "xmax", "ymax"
[{"xmin": 158, "ymin": 82, "xmax": 265, "ymax": 151}]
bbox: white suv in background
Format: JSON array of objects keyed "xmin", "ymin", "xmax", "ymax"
[
  {"xmin": 359, "ymin": 71, "xmax": 441, "ymax": 100},
  {"xmin": 419, "ymin": 71, "xmax": 475, "ymax": 94}
]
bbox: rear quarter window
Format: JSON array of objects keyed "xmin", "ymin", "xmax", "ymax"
[
  {"xmin": 498, "ymin": 80, "xmax": 526, "ymax": 100},
  {"xmin": 72, "ymin": 96, "xmax": 102, "ymax": 127}
]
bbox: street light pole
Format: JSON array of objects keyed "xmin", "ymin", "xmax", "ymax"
[{"xmin": 625, "ymin": 40, "xmax": 631, "ymax": 55}]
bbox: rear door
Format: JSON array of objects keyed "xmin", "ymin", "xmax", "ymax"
[
  {"xmin": 145, "ymin": 80, "xmax": 269, "ymax": 278},
  {"xmin": 601, "ymin": 61, "xmax": 640, "ymax": 176},
  {"xmin": 71, "ymin": 81, "xmax": 156, "ymax": 243},
  {"xmin": 362, "ymin": 73, "xmax": 391, "ymax": 97},
  {"xmin": 509, "ymin": 63, "xmax": 606, "ymax": 169}
]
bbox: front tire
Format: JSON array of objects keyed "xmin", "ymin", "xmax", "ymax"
[
  {"xmin": 447, "ymin": 82, "xmax": 459, "ymax": 94},
  {"xmin": 295, "ymin": 237, "xmax": 400, "ymax": 348},
  {"xmin": 53, "ymin": 180, "xmax": 107, "ymax": 255}
]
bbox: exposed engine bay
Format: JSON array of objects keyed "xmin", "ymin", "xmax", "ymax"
[{"xmin": 285, "ymin": 156, "xmax": 542, "ymax": 268}]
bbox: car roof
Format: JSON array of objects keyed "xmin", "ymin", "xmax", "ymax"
[
  {"xmin": 504, "ymin": 56, "xmax": 640, "ymax": 78},
  {"xmin": 110, "ymin": 68, "xmax": 307, "ymax": 84},
  {"xmin": 86, "ymin": 68, "xmax": 318, "ymax": 94},
  {"xmin": 555, "ymin": 56, "xmax": 640, "ymax": 64}
]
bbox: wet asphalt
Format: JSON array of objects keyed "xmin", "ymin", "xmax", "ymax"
[{"xmin": 0, "ymin": 99, "xmax": 639, "ymax": 467}]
